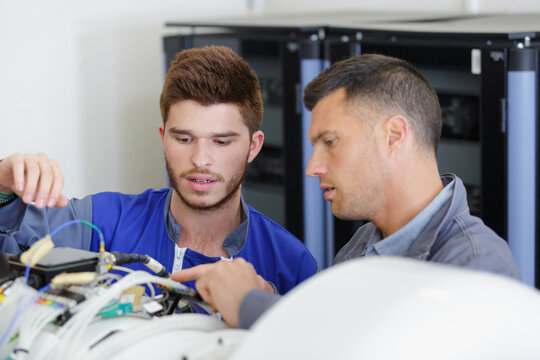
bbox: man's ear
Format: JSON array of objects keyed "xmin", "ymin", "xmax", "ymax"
[
  {"xmin": 248, "ymin": 130, "xmax": 264, "ymax": 163},
  {"xmin": 384, "ymin": 115, "xmax": 408, "ymax": 157},
  {"xmin": 159, "ymin": 124, "xmax": 165, "ymax": 140}
]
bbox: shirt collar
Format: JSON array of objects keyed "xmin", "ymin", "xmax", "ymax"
[
  {"xmin": 363, "ymin": 178, "xmax": 456, "ymax": 257},
  {"xmin": 163, "ymin": 189, "xmax": 249, "ymax": 257}
]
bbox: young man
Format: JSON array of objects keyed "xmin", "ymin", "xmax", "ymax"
[
  {"xmin": 0, "ymin": 46, "xmax": 317, "ymax": 294},
  {"xmin": 172, "ymin": 53, "xmax": 520, "ymax": 328}
]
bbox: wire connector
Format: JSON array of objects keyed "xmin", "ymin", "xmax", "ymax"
[{"xmin": 109, "ymin": 252, "xmax": 170, "ymax": 278}]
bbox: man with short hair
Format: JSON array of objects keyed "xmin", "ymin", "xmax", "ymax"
[
  {"xmin": 172, "ymin": 53, "xmax": 520, "ymax": 328},
  {"xmin": 0, "ymin": 46, "xmax": 317, "ymax": 294}
]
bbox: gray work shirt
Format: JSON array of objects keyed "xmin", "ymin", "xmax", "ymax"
[
  {"xmin": 360, "ymin": 179, "xmax": 454, "ymax": 258},
  {"xmin": 239, "ymin": 173, "xmax": 520, "ymax": 329}
]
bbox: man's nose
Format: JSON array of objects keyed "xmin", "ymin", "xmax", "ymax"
[
  {"xmin": 191, "ymin": 141, "xmax": 212, "ymax": 168},
  {"xmin": 306, "ymin": 151, "xmax": 326, "ymax": 178}
]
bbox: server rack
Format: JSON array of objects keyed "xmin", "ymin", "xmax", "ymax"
[
  {"xmin": 332, "ymin": 15, "xmax": 539, "ymax": 287},
  {"xmin": 163, "ymin": 26, "xmax": 361, "ymax": 270},
  {"xmin": 163, "ymin": 13, "xmax": 540, "ymax": 286}
]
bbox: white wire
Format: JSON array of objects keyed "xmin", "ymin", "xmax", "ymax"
[
  {"xmin": 42, "ymin": 271, "xmax": 192, "ymax": 360},
  {"xmin": 111, "ymin": 266, "xmax": 156, "ymax": 299},
  {"xmin": 0, "ymin": 280, "xmax": 47, "ymax": 352},
  {"xmin": 15, "ymin": 303, "xmax": 65, "ymax": 358},
  {"xmin": 100, "ymin": 272, "xmax": 122, "ymax": 287},
  {"xmin": 4, "ymin": 272, "xmax": 198, "ymax": 360},
  {"xmin": 111, "ymin": 265, "xmax": 134, "ymax": 274}
]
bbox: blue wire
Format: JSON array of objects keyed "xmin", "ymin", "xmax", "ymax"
[
  {"xmin": 50, "ymin": 219, "xmax": 105, "ymax": 247},
  {"xmin": 50, "ymin": 219, "xmax": 84, "ymax": 237},
  {"xmin": 24, "ymin": 260, "xmax": 31, "ymax": 283},
  {"xmin": 0, "ymin": 284, "xmax": 51, "ymax": 349},
  {"xmin": 23, "ymin": 219, "xmax": 105, "ymax": 286},
  {"xmin": 6, "ymin": 220, "xmax": 106, "ymax": 347},
  {"xmin": 21, "ymin": 220, "xmax": 80, "ymax": 284}
]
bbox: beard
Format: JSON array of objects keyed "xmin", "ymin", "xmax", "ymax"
[{"xmin": 165, "ymin": 156, "xmax": 248, "ymax": 212}]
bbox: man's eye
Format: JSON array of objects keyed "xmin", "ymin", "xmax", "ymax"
[
  {"xmin": 325, "ymin": 138, "xmax": 335, "ymax": 146},
  {"xmin": 215, "ymin": 139, "xmax": 230, "ymax": 146},
  {"xmin": 176, "ymin": 136, "xmax": 191, "ymax": 143}
]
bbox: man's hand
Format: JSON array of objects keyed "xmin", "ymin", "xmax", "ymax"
[
  {"xmin": 0, "ymin": 153, "xmax": 68, "ymax": 208},
  {"xmin": 171, "ymin": 258, "xmax": 271, "ymax": 327}
]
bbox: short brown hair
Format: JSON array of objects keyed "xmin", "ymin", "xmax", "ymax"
[
  {"xmin": 160, "ymin": 46, "xmax": 263, "ymax": 135},
  {"xmin": 304, "ymin": 54, "xmax": 442, "ymax": 154}
]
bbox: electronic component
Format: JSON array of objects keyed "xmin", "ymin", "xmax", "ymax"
[
  {"xmin": 41, "ymin": 287, "xmax": 87, "ymax": 308},
  {"xmin": 110, "ymin": 252, "xmax": 170, "ymax": 278},
  {"xmin": 8, "ymin": 247, "xmax": 99, "ymax": 289},
  {"xmin": 1, "ymin": 219, "xmax": 227, "ymax": 359},
  {"xmin": 100, "ymin": 300, "xmax": 133, "ymax": 319},
  {"xmin": 155, "ymin": 282, "xmax": 206, "ymax": 315}
]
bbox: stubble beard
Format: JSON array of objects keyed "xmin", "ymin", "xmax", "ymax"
[
  {"xmin": 166, "ymin": 157, "xmax": 248, "ymax": 212},
  {"xmin": 329, "ymin": 180, "xmax": 380, "ymax": 222},
  {"xmin": 331, "ymin": 177, "xmax": 386, "ymax": 221}
]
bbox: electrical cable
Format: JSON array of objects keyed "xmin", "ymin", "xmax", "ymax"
[
  {"xmin": 111, "ymin": 266, "xmax": 156, "ymax": 298},
  {"xmin": 44, "ymin": 272, "xmax": 191, "ymax": 359},
  {"xmin": 2, "ymin": 266, "xmax": 212, "ymax": 359},
  {"xmin": 50, "ymin": 219, "xmax": 105, "ymax": 252},
  {"xmin": 3, "ymin": 221, "xmax": 218, "ymax": 359},
  {"xmin": 100, "ymin": 272, "xmax": 122, "ymax": 287},
  {"xmin": 0, "ymin": 284, "xmax": 51, "ymax": 349},
  {"xmin": 14, "ymin": 299, "xmax": 66, "ymax": 359},
  {"xmin": 21, "ymin": 220, "xmax": 106, "ymax": 287},
  {"xmin": 111, "ymin": 252, "xmax": 170, "ymax": 278},
  {"xmin": 24, "ymin": 259, "xmax": 31, "ymax": 284}
]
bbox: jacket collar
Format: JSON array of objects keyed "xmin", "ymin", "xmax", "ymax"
[{"xmin": 404, "ymin": 173, "xmax": 467, "ymax": 260}]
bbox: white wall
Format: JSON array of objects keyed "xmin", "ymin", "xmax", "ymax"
[
  {"xmin": 0, "ymin": 0, "xmax": 250, "ymax": 198},
  {"xmin": 263, "ymin": 0, "xmax": 540, "ymax": 13},
  {"xmin": 2, "ymin": 0, "xmax": 539, "ymax": 198}
]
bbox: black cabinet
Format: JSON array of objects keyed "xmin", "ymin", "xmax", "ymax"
[{"xmin": 164, "ymin": 13, "xmax": 540, "ymax": 286}]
